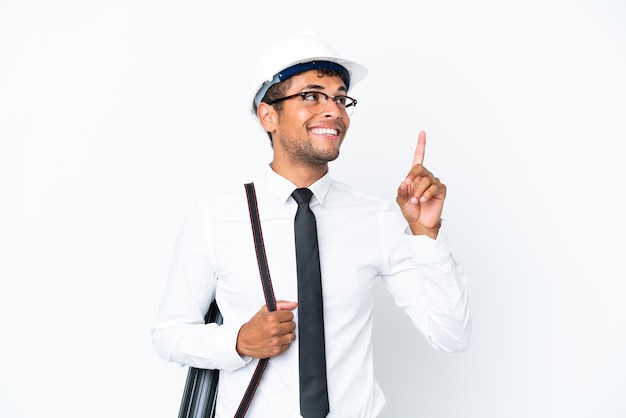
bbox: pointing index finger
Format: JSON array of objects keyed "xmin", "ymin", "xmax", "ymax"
[{"xmin": 412, "ymin": 131, "xmax": 426, "ymax": 166}]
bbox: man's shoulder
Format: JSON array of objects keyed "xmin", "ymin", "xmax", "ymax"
[
  {"xmin": 329, "ymin": 179, "xmax": 391, "ymax": 206},
  {"xmin": 186, "ymin": 180, "xmax": 252, "ymax": 220},
  {"xmin": 328, "ymin": 178, "xmax": 395, "ymax": 209}
]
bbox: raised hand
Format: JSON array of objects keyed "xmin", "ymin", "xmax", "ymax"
[
  {"xmin": 236, "ymin": 301, "xmax": 298, "ymax": 358},
  {"xmin": 396, "ymin": 131, "xmax": 446, "ymax": 239}
]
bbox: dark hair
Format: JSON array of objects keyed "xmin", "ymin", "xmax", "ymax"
[{"xmin": 260, "ymin": 67, "xmax": 347, "ymax": 144}]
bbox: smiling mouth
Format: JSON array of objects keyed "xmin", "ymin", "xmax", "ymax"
[{"xmin": 310, "ymin": 127, "xmax": 339, "ymax": 136}]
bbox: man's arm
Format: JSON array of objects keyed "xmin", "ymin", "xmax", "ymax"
[
  {"xmin": 389, "ymin": 131, "xmax": 471, "ymax": 351},
  {"xmin": 151, "ymin": 199, "xmax": 246, "ymax": 371}
]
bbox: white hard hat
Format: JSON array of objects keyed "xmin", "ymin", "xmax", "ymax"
[{"xmin": 250, "ymin": 32, "xmax": 368, "ymax": 116}]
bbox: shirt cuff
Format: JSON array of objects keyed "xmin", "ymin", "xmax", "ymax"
[
  {"xmin": 212, "ymin": 321, "xmax": 251, "ymax": 372},
  {"xmin": 404, "ymin": 221, "xmax": 452, "ymax": 264}
]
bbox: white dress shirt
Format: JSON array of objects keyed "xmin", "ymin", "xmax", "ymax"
[{"xmin": 152, "ymin": 166, "xmax": 471, "ymax": 418}]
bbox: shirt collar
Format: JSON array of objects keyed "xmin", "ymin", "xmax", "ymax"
[{"xmin": 265, "ymin": 164, "xmax": 331, "ymax": 206}]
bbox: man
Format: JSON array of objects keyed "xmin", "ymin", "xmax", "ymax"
[{"xmin": 152, "ymin": 32, "xmax": 471, "ymax": 417}]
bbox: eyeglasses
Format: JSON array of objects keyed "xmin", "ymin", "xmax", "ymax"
[{"xmin": 267, "ymin": 91, "xmax": 358, "ymax": 116}]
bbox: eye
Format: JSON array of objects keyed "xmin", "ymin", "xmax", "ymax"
[
  {"xmin": 334, "ymin": 96, "xmax": 348, "ymax": 107},
  {"xmin": 302, "ymin": 92, "xmax": 324, "ymax": 103}
]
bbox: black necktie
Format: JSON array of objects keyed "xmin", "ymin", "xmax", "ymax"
[{"xmin": 291, "ymin": 188, "xmax": 329, "ymax": 418}]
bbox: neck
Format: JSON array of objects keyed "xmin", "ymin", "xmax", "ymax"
[{"xmin": 270, "ymin": 160, "xmax": 328, "ymax": 188}]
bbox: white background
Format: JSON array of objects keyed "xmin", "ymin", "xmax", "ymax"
[{"xmin": 1, "ymin": 1, "xmax": 625, "ymax": 417}]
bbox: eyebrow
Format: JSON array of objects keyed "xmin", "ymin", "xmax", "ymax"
[{"xmin": 300, "ymin": 84, "xmax": 348, "ymax": 93}]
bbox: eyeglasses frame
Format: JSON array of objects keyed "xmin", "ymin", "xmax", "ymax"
[{"xmin": 266, "ymin": 91, "xmax": 358, "ymax": 116}]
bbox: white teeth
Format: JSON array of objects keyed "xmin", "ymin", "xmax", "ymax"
[{"xmin": 311, "ymin": 128, "xmax": 338, "ymax": 136}]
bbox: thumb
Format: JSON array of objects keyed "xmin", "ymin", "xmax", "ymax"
[
  {"xmin": 396, "ymin": 180, "xmax": 412, "ymax": 208},
  {"xmin": 275, "ymin": 300, "xmax": 298, "ymax": 311}
]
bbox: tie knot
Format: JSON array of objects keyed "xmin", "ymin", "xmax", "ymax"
[{"xmin": 292, "ymin": 188, "xmax": 313, "ymax": 205}]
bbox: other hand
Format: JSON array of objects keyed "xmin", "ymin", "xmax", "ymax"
[{"xmin": 236, "ymin": 300, "xmax": 298, "ymax": 359}]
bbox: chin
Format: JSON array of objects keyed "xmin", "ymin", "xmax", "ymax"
[{"xmin": 318, "ymin": 149, "xmax": 340, "ymax": 163}]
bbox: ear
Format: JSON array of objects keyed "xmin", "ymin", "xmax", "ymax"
[{"xmin": 257, "ymin": 102, "xmax": 277, "ymax": 133}]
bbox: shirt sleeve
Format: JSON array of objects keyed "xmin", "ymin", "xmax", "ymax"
[
  {"xmin": 151, "ymin": 199, "xmax": 248, "ymax": 371},
  {"xmin": 379, "ymin": 210, "xmax": 472, "ymax": 353}
]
